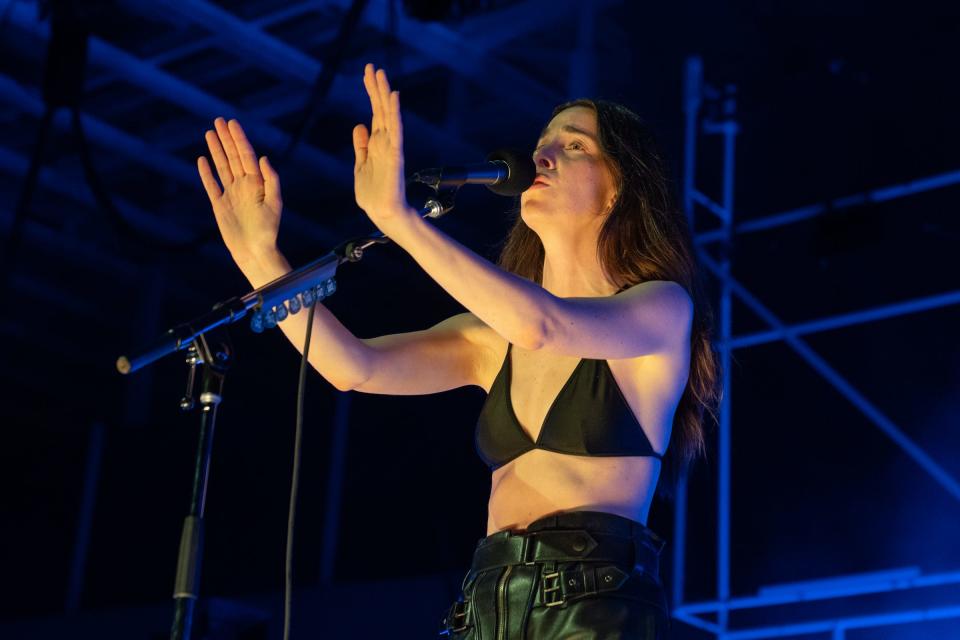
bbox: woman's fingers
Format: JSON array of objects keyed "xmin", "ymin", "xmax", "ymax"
[
  {"xmin": 197, "ymin": 156, "xmax": 223, "ymax": 204},
  {"xmin": 259, "ymin": 156, "xmax": 282, "ymax": 204},
  {"xmin": 362, "ymin": 63, "xmax": 402, "ymax": 155},
  {"xmin": 228, "ymin": 119, "xmax": 261, "ymax": 176},
  {"xmin": 205, "ymin": 129, "xmax": 234, "ymax": 185},
  {"xmin": 352, "ymin": 123, "xmax": 369, "ymax": 170},
  {"xmin": 363, "ymin": 63, "xmax": 381, "ymax": 132},
  {"xmin": 214, "ymin": 117, "xmax": 245, "ymax": 179},
  {"xmin": 375, "ymin": 67, "xmax": 391, "ymax": 116},
  {"xmin": 389, "ymin": 90, "xmax": 403, "ymax": 151}
]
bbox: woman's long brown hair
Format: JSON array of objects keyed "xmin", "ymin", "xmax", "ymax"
[{"xmin": 495, "ymin": 99, "xmax": 723, "ymax": 499}]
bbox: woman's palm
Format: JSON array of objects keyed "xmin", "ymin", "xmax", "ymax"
[{"xmin": 198, "ymin": 117, "xmax": 283, "ymax": 264}]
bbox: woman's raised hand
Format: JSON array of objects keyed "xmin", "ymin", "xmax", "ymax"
[
  {"xmin": 197, "ymin": 117, "xmax": 283, "ymax": 268},
  {"xmin": 352, "ymin": 63, "xmax": 414, "ymax": 233}
]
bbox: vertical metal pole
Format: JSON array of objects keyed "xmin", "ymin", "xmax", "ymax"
[
  {"xmin": 319, "ymin": 390, "xmax": 352, "ymax": 586},
  {"xmin": 716, "ymin": 85, "xmax": 738, "ymax": 639},
  {"xmin": 65, "ymin": 421, "xmax": 105, "ymax": 614},
  {"xmin": 170, "ymin": 339, "xmax": 229, "ymax": 640},
  {"xmin": 674, "ymin": 55, "xmax": 703, "ymax": 611}
]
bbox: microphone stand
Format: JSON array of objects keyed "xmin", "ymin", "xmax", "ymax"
[
  {"xmin": 117, "ymin": 189, "xmax": 458, "ymax": 640},
  {"xmin": 169, "ymin": 331, "xmax": 227, "ymax": 640}
]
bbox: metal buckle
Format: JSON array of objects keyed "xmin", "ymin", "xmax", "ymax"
[
  {"xmin": 542, "ymin": 570, "xmax": 564, "ymax": 607},
  {"xmin": 521, "ymin": 534, "xmax": 537, "ymax": 565},
  {"xmin": 447, "ymin": 599, "xmax": 470, "ymax": 633}
]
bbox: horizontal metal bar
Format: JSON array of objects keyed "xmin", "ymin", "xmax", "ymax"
[
  {"xmin": 695, "ymin": 167, "xmax": 960, "ymax": 244},
  {"xmin": 677, "ymin": 569, "xmax": 960, "ymax": 615},
  {"xmin": 758, "ymin": 567, "xmax": 921, "ymax": 597},
  {"xmin": 724, "ymin": 604, "xmax": 960, "ymax": 640},
  {"xmin": 698, "ymin": 248, "xmax": 960, "ymax": 503},
  {"xmin": 723, "ymin": 288, "xmax": 960, "ymax": 350}
]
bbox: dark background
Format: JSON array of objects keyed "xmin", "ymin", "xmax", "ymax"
[{"xmin": 1, "ymin": 1, "xmax": 959, "ymax": 638}]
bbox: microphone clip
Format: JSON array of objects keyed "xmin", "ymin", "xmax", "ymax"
[{"xmin": 422, "ymin": 187, "xmax": 459, "ymax": 220}]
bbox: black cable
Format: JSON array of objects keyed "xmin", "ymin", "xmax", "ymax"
[
  {"xmin": 278, "ymin": 0, "xmax": 369, "ymax": 164},
  {"xmin": 284, "ymin": 299, "xmax": 317, "ymax": 640}
]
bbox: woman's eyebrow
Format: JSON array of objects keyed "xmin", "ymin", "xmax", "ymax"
[{"xmin": 537, "ymin": 124, "xmax": 600, "ymax": 144}]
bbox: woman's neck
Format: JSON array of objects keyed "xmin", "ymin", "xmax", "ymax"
[{"xmin": 540, "ymin": 239, "xmax": 618, "ymax": 298}]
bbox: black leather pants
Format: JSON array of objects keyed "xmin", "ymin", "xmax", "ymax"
[{"xmin": 439, "ymin": 511, "xmax": 671, "ymax": 639}]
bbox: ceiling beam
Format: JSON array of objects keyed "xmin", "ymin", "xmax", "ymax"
[
  {"xmin": 0, "ymin": 74, "xmax": 340, "ymax": 247},
  {"xmin": 352, "ymin": 0, "xmax": 564, "ymax": 118},
  {"xmin": 7, "ymin": 1, "xmax": 351, "ymax": 186},
  {"xmin": 117, "ymin": 52, "xmax": 441, "ymax": 157},
  {"xmin": 123, "ymin": 0, "xmax": 480, "ymax": 160},
  {"xmin": 457, "ymin": 0, "xmax": 601, "ymax": 51},
  {"xmin": 0, "ymin": 144, "xmax": 205, "ymax": 246},
  {"xmin": 85, "ymin": 10, "xmax": 340, "ymax": 126}
]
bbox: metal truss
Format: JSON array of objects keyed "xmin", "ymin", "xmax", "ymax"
[
  {"xmin": 0, "ymin": 0, "xmax": 587, "ymax": 322},
  {"xmin": 672, "ymin": 56, "xmax": 960, "ymax": 639}
]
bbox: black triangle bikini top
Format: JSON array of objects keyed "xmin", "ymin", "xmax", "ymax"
[{"xmin": 475, "ymin": 343, "xmax": 665, "ymax": 471}]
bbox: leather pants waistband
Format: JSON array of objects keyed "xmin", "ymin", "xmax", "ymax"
[
  {"xmin": 469, "ymin": 510, "xmax": 666, "ymax": 577},
  {"xmin": 440, "ymin": 512, "xmax": 669, "ymax": 633}
]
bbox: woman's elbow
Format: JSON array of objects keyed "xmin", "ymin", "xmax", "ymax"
[{"xmin": 519, "ymin": 315, "xmax": 550, "ymax": 352}]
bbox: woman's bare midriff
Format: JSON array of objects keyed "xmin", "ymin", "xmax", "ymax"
[
  {"xmin": 478, "ymin": 328, "xmax": 689, "ymax": 537},
  {"xmin": 485, "ymin": 450, "xmax": 661, "ymax": 535}
]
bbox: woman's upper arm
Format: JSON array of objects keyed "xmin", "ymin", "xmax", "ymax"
[
  {"xmin": 539, "ymin": 280, "xmax": 693, "ymax": 360},
  {"xmin": 350, "ymin": 312, "xmax": 500, "ymax": 395}
]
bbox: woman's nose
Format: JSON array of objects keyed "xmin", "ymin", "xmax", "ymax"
[{"xmin": 534, "ymin": 146, "xmax": 555, "ymax": 169}]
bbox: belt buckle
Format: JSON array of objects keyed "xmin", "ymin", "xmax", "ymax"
[
  {"xmin": 521, "ymin": 533, "xmax": 537, "ymax": 565},
  {"xmin": 542, "ymin": 570, "xmax": 564, "ymax": 607}
]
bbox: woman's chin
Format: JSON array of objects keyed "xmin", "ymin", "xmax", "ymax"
[{"xmin": 519, "ymin": 199, "xmax": 550, "ymax": 218}]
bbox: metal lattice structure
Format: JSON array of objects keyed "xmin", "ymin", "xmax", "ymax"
[
  {"xmin": 673, "ymin": 55, "xmax": 960, "ymax": 640},
  {"xmin": 0, "ymin": 0, "xmax": 609, "ymax": 328}
]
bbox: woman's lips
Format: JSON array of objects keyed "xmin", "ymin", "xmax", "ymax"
[{"xmin": 529, "ymin": 177, "xmax": 550, "ymax": 189}]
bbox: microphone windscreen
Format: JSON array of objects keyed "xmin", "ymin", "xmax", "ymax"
[{"xmin": 485, "ymin": 148, "xmax": 536, "ymax": 197}]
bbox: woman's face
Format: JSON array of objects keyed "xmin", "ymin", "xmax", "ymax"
[{"xmin": 520, "ymin": 106, "xmax": 617, "ymax": 233}]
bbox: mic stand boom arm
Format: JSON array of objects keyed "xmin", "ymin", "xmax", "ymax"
[{"xmin": 116, "ymin": 191, "xmax": 456, "ymax": 376}]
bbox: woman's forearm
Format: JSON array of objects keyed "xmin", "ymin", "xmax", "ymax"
[
  {"xmin": 237, "ymin": 249, "xmax": 371, "ymax": 391},
  {"xmin": 384, "ymin": 210, "xmax": 550, "ymax": 350}
]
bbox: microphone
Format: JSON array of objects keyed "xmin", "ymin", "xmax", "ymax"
[{"xmin": 410, "ymin": 148, "xmax": 536, "ymax": 197}]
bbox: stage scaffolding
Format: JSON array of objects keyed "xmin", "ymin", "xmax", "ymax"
[{"xmin": 672, "ymin": 56, "xmax": 960, "ymax": 639}]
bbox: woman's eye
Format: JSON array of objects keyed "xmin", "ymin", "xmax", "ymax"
[{"xmin": 567, "ymin": 141, "xmax": 585, "ymax": 150}]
